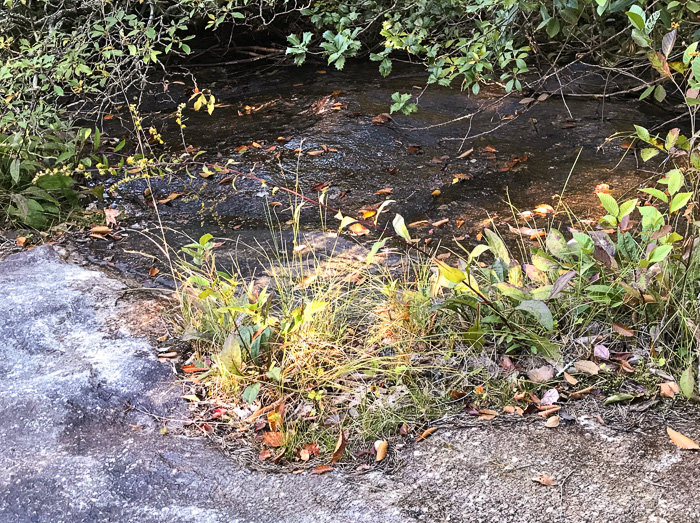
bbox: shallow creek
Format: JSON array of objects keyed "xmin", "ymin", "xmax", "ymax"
[{"xmin": 79, "ymin": 62, "xmax": 670, "ymax": 281}]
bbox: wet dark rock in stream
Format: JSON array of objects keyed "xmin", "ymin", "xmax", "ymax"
[{"xmin": 76, "ymin": 62, "xmax": 669, "ymax": 282}]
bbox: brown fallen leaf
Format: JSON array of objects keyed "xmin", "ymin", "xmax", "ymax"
[
  {"xmin": 613, "ymin": 322, "xmax": 635, "ymax": 337},
  {"xmin": 417, "ymin": 427, "xmax": 437, "ymax": 442},
  {"xmin": 376, "ymin": 187, "xmax": 393, "ymax": 195},
  {"xmin": 331, "ymin": 430, "xmax": 347, "ymax": 464},
  {"xmin": 537, "ymin": 406, "xmax": 561, "ymax": 417},
  {"xmin": 457, "ymin": 148, "xmax": 474, "ymax": 158},
  {"xmin": 307, "ymin": 150, "xmax": 324, "ymax": 156},
  {"xmin": 16, "ymin": 236, "xmax": 27, "ymax": 247},
  {"xmin": 259, "ymin": 449, "xmax": 272, "ymax": 461},
  {"xmin": 409, "ymin": 220, "xmax": 429, "ymax": 228},
  {"xmin": 574, "ymin": 360, "xmax": 600, "ymax": 376},
  {"xmin": 503, "ymin": 405, "xmax": 516, "ymax": 414},
  {"xmin": 528, "ymin": 365, "xmax": 555, "ymax": 383},
  {"xmin": 569, "ymin": 385, "xmax": 596, "ymax": 399},
  {"xmin": 667, "ymin": 427, "xmax": 700, "ymax": 449},
  {"xmin": 91, "ymin": 225, "xmax": 111, "ymax": 235},
  {"xmin": 310, "ymin": 465, "xmax": 334, "ymax": 475},
  {"xmin": 545, "ymin": 415, "xmax": 560, "ymax": 428},
  {"xmin": 660, "ymin": 381, "xmax": 680, "ymax": 398},
  {"xmin": 372, "ymin": 113, "xmax": 391, "ymax": 124},
  {"xmin": 482, "ymin": 145, "xmax": 498, "ymax": 153},
  {"xmin": 594, "ymin": 183, "xmax": 612, "ymax": 194},
  {"xmin": 157, "ymin": 192, "xmax": 184, "ymax": 205},
  {"xmin": 148, "ymin": 268, "xmax": 159, "ymax": 277},
  {"xmin": 375, "ymin": 440, "xmax": 388, "ymax": 462},
  {"xmin": 104, "ymin": 208, "xmax": 120, "ymax": 227},
  {"xmin": 262, "ymin": 432, "xmax": 285, "ymax": 448},
  {"xmin": 534, "ymin": 204, "xmax": 554, "ymax": 215},
  {"xmin": 432, "ymin": 218, "xmax": 449, "ymax": 227},
  {"xmin": 533, "ymin": 473, "xmax": 555, "ymax": 486},
  {"xmin": 431, "ymin": 189, "xmax": 441, "ymax": 197},
  {"xmin": 456, "ymin": 220, "xmax": 465, "ymax": 228},
  {"xmin": 348, "ymin": 223, "xmax": 370, "ymax": 236},
  {"xmin": 406, "ymin": 146, "xmax": 422, "ymax": 154},
  {"xmin": 563, "ymin": 372, "xmax": 578, "ymax": 385}
]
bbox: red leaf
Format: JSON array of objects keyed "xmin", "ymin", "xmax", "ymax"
[{"xmin": 310, "ymin": 465, "xmax": 334, "ymax": 475}]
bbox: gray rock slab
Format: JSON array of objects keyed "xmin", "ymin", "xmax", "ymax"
[{"xmin": 1, "ymin": 246, "xmax": 700, "ymax": 522}]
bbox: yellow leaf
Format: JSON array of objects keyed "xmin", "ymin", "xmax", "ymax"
[
  {"xmin": 375, "ymin": 440, "xmax": 388, "ymax": 462},
  {"xmin": 667, "ymin": 427, "xmax": 700, "ymax": 449}
]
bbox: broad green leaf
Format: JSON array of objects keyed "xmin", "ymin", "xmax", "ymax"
[
  {"xmin": 653, "ymin": 84, "xmax": 666, "ymax": 102},
  {"xmin": 516, "ymin": 300, "xmax": 554, "ymax": 331},
  {"xmin": 640, "ymin": 147, "xmax": 660, "ymax": 161},
  {"xmin": 469, "ymin": 244, "xmax": 490, "ymax": 261},
  {"xmin": 665, "ymin": 128, "xmax": 680, "ymax": 150},
  {"xmin": 571, "ymin": 232, "xmax": 594, "ymax": 253},
  {"xmin": 366, "ymin": 238, "xmax": 388, "ymax": 265},
  {"xmin": 640, "ymin": 187, "xmax": 668, "ymax": 202},
  {"xmin": 484, "ymin": 228, "xmax": 510, "ymax": 263},
  {"xmin": 495, "ymin": 282, "xmax": 529, "ymax": 301},
  {"xmin": 437, "ymin": 261, "xmax": 466, "ymax": 283},
  {"xmin": 680, "ymin": 366, "xmax": 695, "ymax": 399},
  {"xmin": 626, "ymin": 7, "xmax": 645, "ymax": 31},
  {"xmin": 640, "ymin": 85, "xmax": 655, "ymax": 100},
  {"xmin": 634, "ymin": 124, "xmax": 650, "ymax": 142},
  {"xmin": 242, "ymin": 383, "xmax": 261, "ymax": 403},
  {"xmin": 545, "ymin": 229, "xmax": 569, "ymax": 260},
  {"xmin": 219, "ymin": 331, "xmax": 242, "ymax": 374},
  {"xmin": 598, "ymin": 193, "xmax": 619, "ymax": 217},
  {"xmin": 603, "ymin": 393, "xmax": 637, "ymax": 405},
  {"xmin": 618, "ymin": 199, "xmax": 638, "ymax": 218},
  {"xmin": 670, "ymin": 192, "xmax": 692, "ymax": 213},
  {"xmin": 659, "ymin": 169, "xmax": 683, "ymax": 194},
  {"xmin": 684, "ymin": 41, "xmax": 699, "ymax": 65},
  {"xmin": 647, "ymin": 244, "xmax": 672, "ymax": 263}
]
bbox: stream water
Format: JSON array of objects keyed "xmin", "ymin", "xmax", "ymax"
[{"xmin": 81, "ymin": 62, "xmax": 670, "ymax": 281}]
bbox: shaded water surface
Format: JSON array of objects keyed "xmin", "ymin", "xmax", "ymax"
[{"xmin": 86, "ymin": 63, "xmax": 668, "ymax": 280}]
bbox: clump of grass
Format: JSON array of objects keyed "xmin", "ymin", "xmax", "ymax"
[
  {"xmin": 175, "ymin": 230, "xmax": 486, "ymax": 461},
  {"xmin": 172, "ymin": 161, "xmax": 698, "ymax": 467}
]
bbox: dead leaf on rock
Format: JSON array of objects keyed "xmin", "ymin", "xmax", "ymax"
[
  {"xmin": 157, "ymin": 192, "xmax": 184, "ymax": 205},
  {"xmin": 348, "ymin": 223, "xmax": 370, "ymax": 236},
  {"xmin": 372, "ymin": 113, "xmax": 391, "ymax": 124},
  {"xmin": 375, "ymin": 440, "xmax": 388, "ymax": 462},
  {"xmin": 574, "ymin": 360, "xmax": 600, "ymax": 376},
  {"xmin": 667, "ymin": 427, "xmax": 700, "ymax": 449},
  {"xmin": 417, "ymin": 427, "xmax": 437, "ymax": 442},
  {"xmin": 545, "ymin": 415, "xmax": 560, "ymax": 428},
  {"xmin": 310, "ymin": 465, "xmax": 334, "ymax": 475},
  {"xmin": 457, "ymin": 148, "xmax": 474, "ymax": 158},
  {"xmin": 533, "ymin": 473, "xmax": 555, "ymax": 486}
]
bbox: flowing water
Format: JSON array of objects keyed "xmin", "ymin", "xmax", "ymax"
[{"xmin": 83, "ymin": 62, "xmax": 670, "ymax": 280}]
